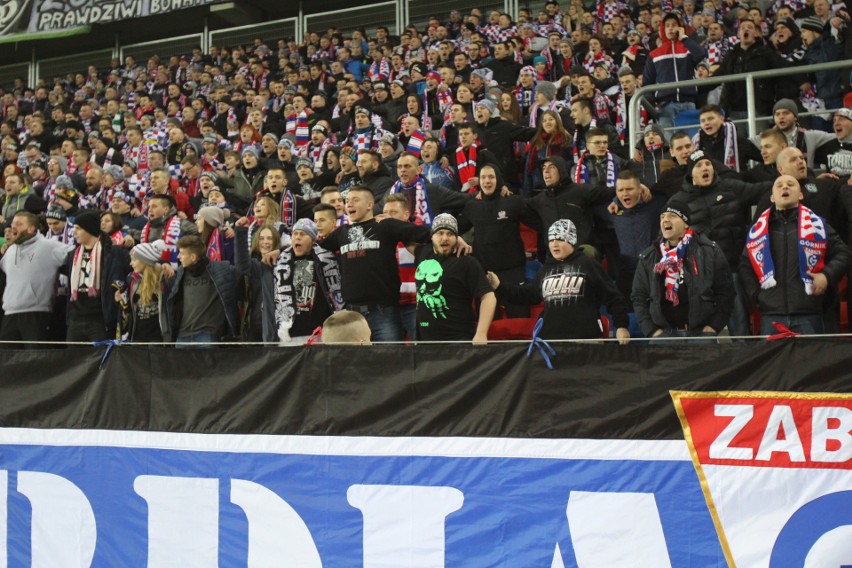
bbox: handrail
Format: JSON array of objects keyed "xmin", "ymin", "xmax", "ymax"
[{"xmin": 628, "ymin": 59, "xmax": 852, "ymax": 147}]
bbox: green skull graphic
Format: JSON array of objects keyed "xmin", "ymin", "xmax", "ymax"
[{"xmin": 415, "ymin": 259, "xmax": 448, "ymax": 319}]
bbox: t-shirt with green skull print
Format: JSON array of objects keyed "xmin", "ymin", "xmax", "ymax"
[{"xmin": 414, "ymin": 249, "xmax": 492, "ymax": 341}]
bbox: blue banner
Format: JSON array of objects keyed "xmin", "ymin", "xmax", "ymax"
[{"xmin": 0, "ymin": 430, "xmax": 723, "ymax": 566}]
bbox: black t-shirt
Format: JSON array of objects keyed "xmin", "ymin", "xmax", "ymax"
[
  {"xmin": 320, "ymin": 218, "xmax": 430, "ymax": 306},
  {"xmin": 132, "ymin": 292, "xmax": 163, "ymax": 342},
  {"xmin": 414, "ymin": 249, "xmax": 491, "ymax": 341},
  {"xmin": 290, "ymin": 258, "xmax": 332, "ymax": 337}
]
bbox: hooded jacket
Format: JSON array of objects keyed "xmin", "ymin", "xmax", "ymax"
[
  {"xmin": 642, "ymin": 15, "xmax": 707, "ymax": 104},
  {"xmin": 527, "ymin": 156, "xmax": 612, "ymax": 254}
]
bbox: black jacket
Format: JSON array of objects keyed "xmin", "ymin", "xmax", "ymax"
[
  {"xmin": 632, "ymin": 232, "xmax": 734, "ymax": 336},
  {"xmin": 460, "ymin": 192, "xmax": 540, "ymax": 272},
  {"xmin": 477, "ymin": 117, "xmax": 536, "ymax": 181},
  {"xmin": 528, "ymin": 156, "xmax": 612, "ymax": 255},
  {"xmin": 669, "ymin": 176, "xmax": 771, "ymax": 268},
  {"xmin": 739, "ymin": 207, "xmax": 850, "ymax": 316}
]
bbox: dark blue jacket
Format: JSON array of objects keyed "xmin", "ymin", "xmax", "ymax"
[{"xmin": 64, "ymin": 239, "xmax": 130, "ymax": 331}]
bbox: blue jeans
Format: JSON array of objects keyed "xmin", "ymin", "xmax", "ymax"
[
  {"xmin": 728, "ymin": 273, "xmax": 751, "ymax": 339},
  {"xmin": 658, "ymin": 101, "xmax": 695, "ymax": 139},
  {"xmin": 176, "ymin": 331, "xmax": 219, "ymax": 348},
  {"xmin": 400, "ymin": 304, "xmax": 417, "ymax": 341},
  {"xmin": 361, "ymin": 305, "xmax": 404, "ymax": 342},
  {"xmin": 760, "ymin": 315, "xmax": 824, "ymax": 336}
]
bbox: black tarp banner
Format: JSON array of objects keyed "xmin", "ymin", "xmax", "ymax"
[{"xmin": 0, "ymin": 340, "xmax": 850, "ymax": 565}]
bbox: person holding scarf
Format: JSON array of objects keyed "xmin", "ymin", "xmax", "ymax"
[
  {"xmin": 740, "ymin": 175, "xmax": 850, "ymax": 335},
  {"xmin": 450, "ymin": 123, "xmax": 498, "ymax": 194},
  {"xmin": 345, "ymin": 107, "xmax": 387, "ymax": 155},
  {"xmin": 64, "ymin": 209, "xmax": 130, "ymax": 341},
  {"xmin": 386, "ymin": 152, "xmax": 470, "ymax": 226},
  {"xmin": 270, "ymin": 219, "xmax": 345, "ymax": 344},
  {"xmin": 632, "ymin": 202, "xmax": 734, "ymax": 342},
  {"xmin": 196, "ymin": 205, "xmax": 234, "ymax": 264}
]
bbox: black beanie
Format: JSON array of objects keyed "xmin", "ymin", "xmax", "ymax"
[{"xmin": 74, "ymin": 209, "xmax": 102, "ymax": 237}]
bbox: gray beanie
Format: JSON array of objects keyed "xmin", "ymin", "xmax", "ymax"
[
  {"xmin": 131, "ymin": 240, "xmax": 167, "ymax": 266},
  {"xmin": 535, "ymin": 81, "xmax": 557, "ymax": 101},
  {"xmin": 241, "ymin": 146, "xmax": 260, "ymax": 159},
  {"xmin": 773, "ymin": 98, "xmax": 799, "ymax": 118},
  {"xmin": 476, "ymin": 99, "xmax": 497, "ymax": 116},
  {"xmin": 55, "ymin": 174, "xmax": 74, "ymax": 189},
  {"xmin": 643, "ymin": 123, "xmax": 666, "ymax": 139},
  {"xmin": 104, "ymin": 164, "xmax": 125, "ymax": 182},
  {"xmin": 197, "ymin": 205, "xmax": 225, "ymax": 228}
]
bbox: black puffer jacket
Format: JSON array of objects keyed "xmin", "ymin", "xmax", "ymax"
[
  {"xmin": 632, "ymin": 232, "xmax": 734, "ymax": 336},
  {"xmin": 669, "ymin": 176, "xmax": 771, "ymax": 268},
  {"xmin": 738, "ymin": 207, "xmax": 850, "ymax": 316}
]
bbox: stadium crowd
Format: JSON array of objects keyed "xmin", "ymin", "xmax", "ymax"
[{"xmin": 1, "ymin": 0, "xmax": 852, "ymax": 346}]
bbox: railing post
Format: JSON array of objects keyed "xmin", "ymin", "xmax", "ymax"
[{"xmin": 745, "ymin": 75, "xmax": 757, "ymax": 139}]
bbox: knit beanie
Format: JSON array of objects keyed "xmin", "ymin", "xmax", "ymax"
[
  {"xmin": 131, "ymin": 240, "xmax": 168, "ymax": 266},
  {"xmin": 536, "ymin": 81, "xmax": 557, "ymax": 101},
  {"xmin": 773, "ymin": 98, "xmax": 799, "ymax": 118},
  {"xmin": 197, "ymin": 206, "xmax": 225, "ymax": 228},
  {"xmin": 664, "ymin": 201, "xmax": 691, "ymax": 224},
  {"xmin": 45, "ymin": 205, "xmax": 67, "ymax": 221},
  {"xmin": 74, "ymin": 209, "xmax": 102, "ymax": 237},
  {"xmin": 687, "ymin": 149, "xmax": 710, "ymax": 177},
  {"xmin": 548, "ymin": 219, "xmax": 578, "ymax": 245},
  {"xmin": 55, "ymin": 174, "xmax": 74, "ymax": 189},
  {"xmin": 292, "ymin": 218, "xmax": 318, "ymax": 241},
  {"xmin": 800, "ymin": 16, "xmax": 824, "ymax": 33},
  {"xmin": 431, "ymin": 213, "xmax": 458, "ymax": 235},
  {"xmin": 104, "ymin": 164, "xmax": 125, "ymax": 182}
]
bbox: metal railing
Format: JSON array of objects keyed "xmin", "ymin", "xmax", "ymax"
[
  {"xmin": 303, "ymin": 2, "xmax": 400, "ymax": 36},
  {"xmin": 120, "ymin": 34, "xmax": 205, "ymax": 66},
  {"xmin": 208, "ymin": 18, "xmax": 296, "ymax": 51},
  {"xmin": 628, "ymin": 59, "xmax": 852, "ymax": 147}
]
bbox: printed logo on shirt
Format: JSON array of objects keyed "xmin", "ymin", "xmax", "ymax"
[
  {"xmin": 542, "ymin": 270, "xmax": 585, "ymax": 303},
  {"xmin": 497, "ymin": 210, "xmax": 507, "ymax": 220},
  {"xmin": 827, "ymin": 150, "xmax": 852, "ymax": 176},
  {"xmin": 415, "ymin": 259, "xmax": 448, "ymax": 320},
  {"xmin": 340, "ymin": 225, "xmax": 380, "ymax": 256}
]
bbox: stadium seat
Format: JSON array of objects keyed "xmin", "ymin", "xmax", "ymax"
[
  {"xmin": 673, "ymin": 109, "xmax": 701, "ymax": 138},
  {"xmin": 488, "ymin": 317, "xmax": 536, "ymax": 340}
]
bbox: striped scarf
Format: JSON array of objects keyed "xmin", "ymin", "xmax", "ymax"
[
  {"xmin": 693, "ymin": 121, "xmax": 739, "ymax": 172},
  {"xmin": 368, "ymin": 58, "xmax": 391, "ymax": 81},
  {"xmin": 141, "ymin": 214, "xmax": 181, "ymax": 265},
  {"xmin": 295, "ymin": 111, "xmax": 311, "ymax": 147},
  {"xmin": 574, "ymin": 150, "xmax": 617, "ymax": 188},
  {"xmin": 456, "ymin": 141, "xmax": 479, "ymax": 191},
  {"xmin": 305, "ymin": 139, "xmax": 331, "ymax": 173},
  {"xmin": 70, "ymin": 241, "xmax": 103, "ymax": 301},
  {"xmin": 515, "ymin": 84, "xmax": 536, "ymax": 115},
  {"xmin": 405, "ymin": 130, "xmax": 426, "ymax": 157},
  {"xmin": 654, "ymin": 229, "xmax": 694, "ymax": 306},
  {"xmin": 391, "ymin": 175, "xmax": 433, "ymax": 226}
]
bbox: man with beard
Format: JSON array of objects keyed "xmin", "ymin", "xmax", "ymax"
[
  {"xmin": 139, "ymin": 194, "xmax": 198, "ymax": 270},
  {"xmin": 356, "ymin": 150, "xmax": 394, "ymax": 204},
  {"xmin": 0, "ymin": 211, "xmax": 74, "ymax": 344},
  {"xmin": 414, "ymin": 213, "xmax": 495, "ymax": 343}
]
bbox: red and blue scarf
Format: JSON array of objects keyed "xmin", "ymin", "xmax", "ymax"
[
  {"xmin": 747, "ymin": 204, "xmax": 827, "ymax": 295},
  {"xmin": 654, "ymin": 229, "xmax": 694, "ymax": 306}
]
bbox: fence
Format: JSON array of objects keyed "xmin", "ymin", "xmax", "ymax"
[
  {"xmin": 209, "ymin": 18, "xmax": 298, "ymax": 51},
  {"xmin": 303, "ymin": 2, "xmax": 399, "ymax": 37},
  {"xmin": 35, "ymin": 48, "xmax": 114, "ymax": 84},
  {"xmin": 120, "ymin": 34, "xmax": 205, "ymax": 66}
]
